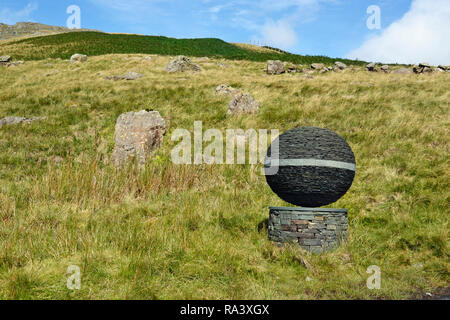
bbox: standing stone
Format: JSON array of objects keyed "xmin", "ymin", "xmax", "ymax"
[
  {"xmin": 166, "ymin": 55, "xmax": 201, "ymax": 73},
  {"xmin": 266, "ymin": 60, "xmax": 286, "ymax": 75},
  {"xmin": 111, "ymin": 110, "xmax": 166, "ymax": 167},
  {"xmin": 334, "ymin": 61, "xmax": 347, "ymax": 70},
  {"xmin": 228, "ymin": 92, "xmax": 260, "ymax": 115},
  {"xmin": 311, "ymin": 63, "xmax": 325, "ymax": 70}
]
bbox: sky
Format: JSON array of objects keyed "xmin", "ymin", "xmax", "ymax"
[{"xmin": 1, "ymin": 0, "xmax": 449, "ymax": 65}]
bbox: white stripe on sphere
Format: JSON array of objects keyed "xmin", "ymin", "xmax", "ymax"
[{"xmin": 265, "ymin": 158, "xmax": 356, "ymax": 172}]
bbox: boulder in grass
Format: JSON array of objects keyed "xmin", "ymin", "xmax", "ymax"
[
  {"xmin": 366, "ymin": 63, "xmax": 378, "ymax": 72},
  {"xmin": 105, "ymin": 71, "xmax": 143, "ymax": 81},
  {"xmin": 0, "ymin": 116, "xmax": 42, "ymax": 128},
  {"xmin": 228, "ymin": 92, "xmax": 260, "ymax": 115},
  {"xmin": 215, "ymin": 84, "xmax": 240, "ymax": 96},
  {"xmin": 419, "ymin": 62, "xmax": 431, "ymax": 68},
  {"xmin": 0, "ymin": 55, "xmax": 11, "ymax": 66},
  {"xmin": 70, "ymin": 54, "xmax": 87, "ymax": 63},
  {"xmin": 392, "ymin": 68, "xmax": 413, "ymax": 75},
  {"xmin": 380, "ymin": 65, "xmax": 390, "ymax": 73},
  {"xmin": 266, "ymin": 60, "xmax": 286, "ymax": 75},
  {"xmin": 166, "ymin": 55, "xmax": 201, "ymax": 73},
  {"xmin": 334, "ymin": 61, "xmax": 347, "ymax": 70},
  {"xmin": 311, "ymin": 63, "xmax": 325, "ymax": 70},
  {"xmin": 111, "ymin": 110, "xmax": 166, "ymax": 167}
]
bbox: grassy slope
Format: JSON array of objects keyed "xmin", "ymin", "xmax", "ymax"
[
  {"xmin": 0, "ymin": 52, "xmax": 448, "ymax": 299},
  {"xmin": 1, "ymin": 31, "xmax": 367, "ymax": 66}
]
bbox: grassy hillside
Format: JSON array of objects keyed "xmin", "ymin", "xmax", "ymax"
[
  {"xmin": 0, "ymin": 54, "xmax": 448, "ymax": 299},
  {"xmin": 1, "ymin": 31, "xmax": 366, "ymax": 66}
]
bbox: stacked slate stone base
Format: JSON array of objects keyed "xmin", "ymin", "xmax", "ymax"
[{"xmin": 268, "ymin": 207, "xmax": 348, "ymax": 253}]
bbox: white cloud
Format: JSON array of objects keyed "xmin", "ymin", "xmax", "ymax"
[
  {"xmin": 347, "ymin": 0, "xmax": 450, "ymax": 65},
  {"xmin": 255, "ymin": 20, "xmax": 299, "ymax": 49},
  {"xmin": 0, "ymin": 2, "xmax": 38, "ymax": 25}
]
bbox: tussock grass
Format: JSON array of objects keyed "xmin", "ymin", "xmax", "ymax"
[{"xmin": 0, "ymin": 53, "xmax": 448, "ymax": 299}]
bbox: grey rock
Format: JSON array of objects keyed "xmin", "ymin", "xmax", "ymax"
[
  {"xmin": 215, "ymin": 84, "xmax": 240, "ymax": 96},
  {"xmin": 380, "ymin": 65, "xmax": 390, "ymax": 72},
  {"xmin": 334, "ymin": 61, "xmax": 347, "ymax": 70},
  {"xmin": 105, "ymin": 71, "xmax": 143, "ymax": 81},
  {"xmin": 392, "ymin": 68, "xmax": 413, "ymax": 75},
  {"xmin": 311, "ymin": 63, "xmax": 325, "ymax": 70},
  {"xmin": 228, "ymin": 92, "xmax": 260, "ymax": 115},
  {"xmin": 166, "ymin": 55, "xmax": 201, "ymax": 73},
  {"xmin": 419, "ymin": 62, "xmax": 431, "ymax": 68},
  {"xmin": 0, "ymin": 116, "xmax": 41, "ymax": 128},
  {"xmin": 266, "ymin": 60, "xmax": 285, "ymax": 75},
  {"xmin": 0, "ymin": 55, "xmax": 11, "ymax": 62},
  {"xmin": 111, "ymin": 110, "xmax": 166, "ymax": 167},
  {"xmin": 70, "ymin": 54, "xmax": 87, "ymax": 64},
  {"xmin": 366, "ymin": 63, "xmax": 378, "ymax": 72}
]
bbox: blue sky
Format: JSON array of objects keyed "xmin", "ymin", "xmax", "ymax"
[{"xmin": 1, "ymin": 0, "xmax": 449, "ymax": 64}]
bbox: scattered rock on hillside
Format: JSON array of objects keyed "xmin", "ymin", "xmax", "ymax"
[
  {"xmin": 438, "ymin": 65, "xmax": 449, "ymax": 71},
  {"xmin": 44, "ymin": 70, "xmax": 59, "ymax": 76},
  {"xmin": 311, "ymin": 63, "xmax": 325, "ymax": 70},
  {"xmin": 228, "ymin": 92, "xmax": 260, "ymax": 115},
  {"xmin": 392, "ymin": 68, "xmax": 413, "ymax": 75},
  {"xmin": 70, "ymin": 54, "xmax": 87, "ymax": 64},
  {"xmin": 2, "ymin": 60, "xmax": 24, "ymax": 68},
  {"xmin": 216, "ymin": 84, "xmax": 240, "ymax": 96},
  {"xmin": 266, "ymin": 60, "xmax": 285, "ymax": 75},
  {"xmin": 413, "ymin": 64, "xmax": 433, "ymax": 74},
  {"xmin": 302, "ymin": 74, "xmax": 314, "ymax": 79},
  {"xmin": 218, "ymin": 62, "xmax": 229, "ymax": 68},
  {"xmin": 380, "ymin": 65, "xmax": 390, "ymax": 73},
  {"xmin": 366, "ymin": 63, "xmax": 378, "ymax": 72},
  {"xmin": 286, "ymin": 63, "xmax": 301, "ymax": 73},
  {"xmin": 111, "ymin": 110, "xmax": 166, "ymax": 167},
  {"xmin": 166, "ymin": 55, "xmax": 201, "ymax": 73},
  {"xmin": 0, "ymin": 116, "xmax": 41, "ymax": 128},
  {"xmin": 105, "ymin": 71, "xmax": 143, "ymax": 81},
  {"xmin": 334, "ymin": 61, "xmax": 347, "ymax": 70},
  {"xmin": 0, "ymin": 55, "xmax": 12, "ymax": 66}
]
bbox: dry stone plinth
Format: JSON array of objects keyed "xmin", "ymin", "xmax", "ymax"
[
  {"xmin": 166, "ymin": 55, "xmax": 201, "ymax": 73},
  {"xmin": 311, "ymin": 63, "xmax": 325, "ymax": 70},
  {"xmin": 266, "ymin": 60, "xmax": 286, "ymax": 75},
  {"xmin": 70, "ymin": 54, "xmax": 87, "ymax": 64},
  {"xmin": 111, "ymin": 110, "xmax": 166, "ymax": 167},
  {"xmin": 228, "ymin": 92, "xmax": 260, "ymax": 115},
  {"xmin": 269, "ymin": 207, "xmax": 349, "ymax": 253},
  {"xmin": 0, "ymin": 116, "xmax": 41, "ymax": 128},
  {"xmin": 215, "ymin": 84, "xmax": 240, "ymax": 96},
  {"xmin": 334, "ymin": 61, "xmax": 347, "ymax": 70}
]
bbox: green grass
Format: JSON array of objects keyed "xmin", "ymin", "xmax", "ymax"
[
  {"xmin": 2, "ymin": 31, "xmax": 366, "ymax": 66},
  {"xmin": 0, "ymin": 53, "xmax": 448, "ymax": 299}
]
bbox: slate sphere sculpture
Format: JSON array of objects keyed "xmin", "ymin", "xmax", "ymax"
[{"xmin": 265, "ymin": 127, "xmax": 356, "ymax": 207}]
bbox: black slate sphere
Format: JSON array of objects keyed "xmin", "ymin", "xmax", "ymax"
[{"xmin": 265, "ymin": 127, "xmax": 356, "ymax": 207}]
